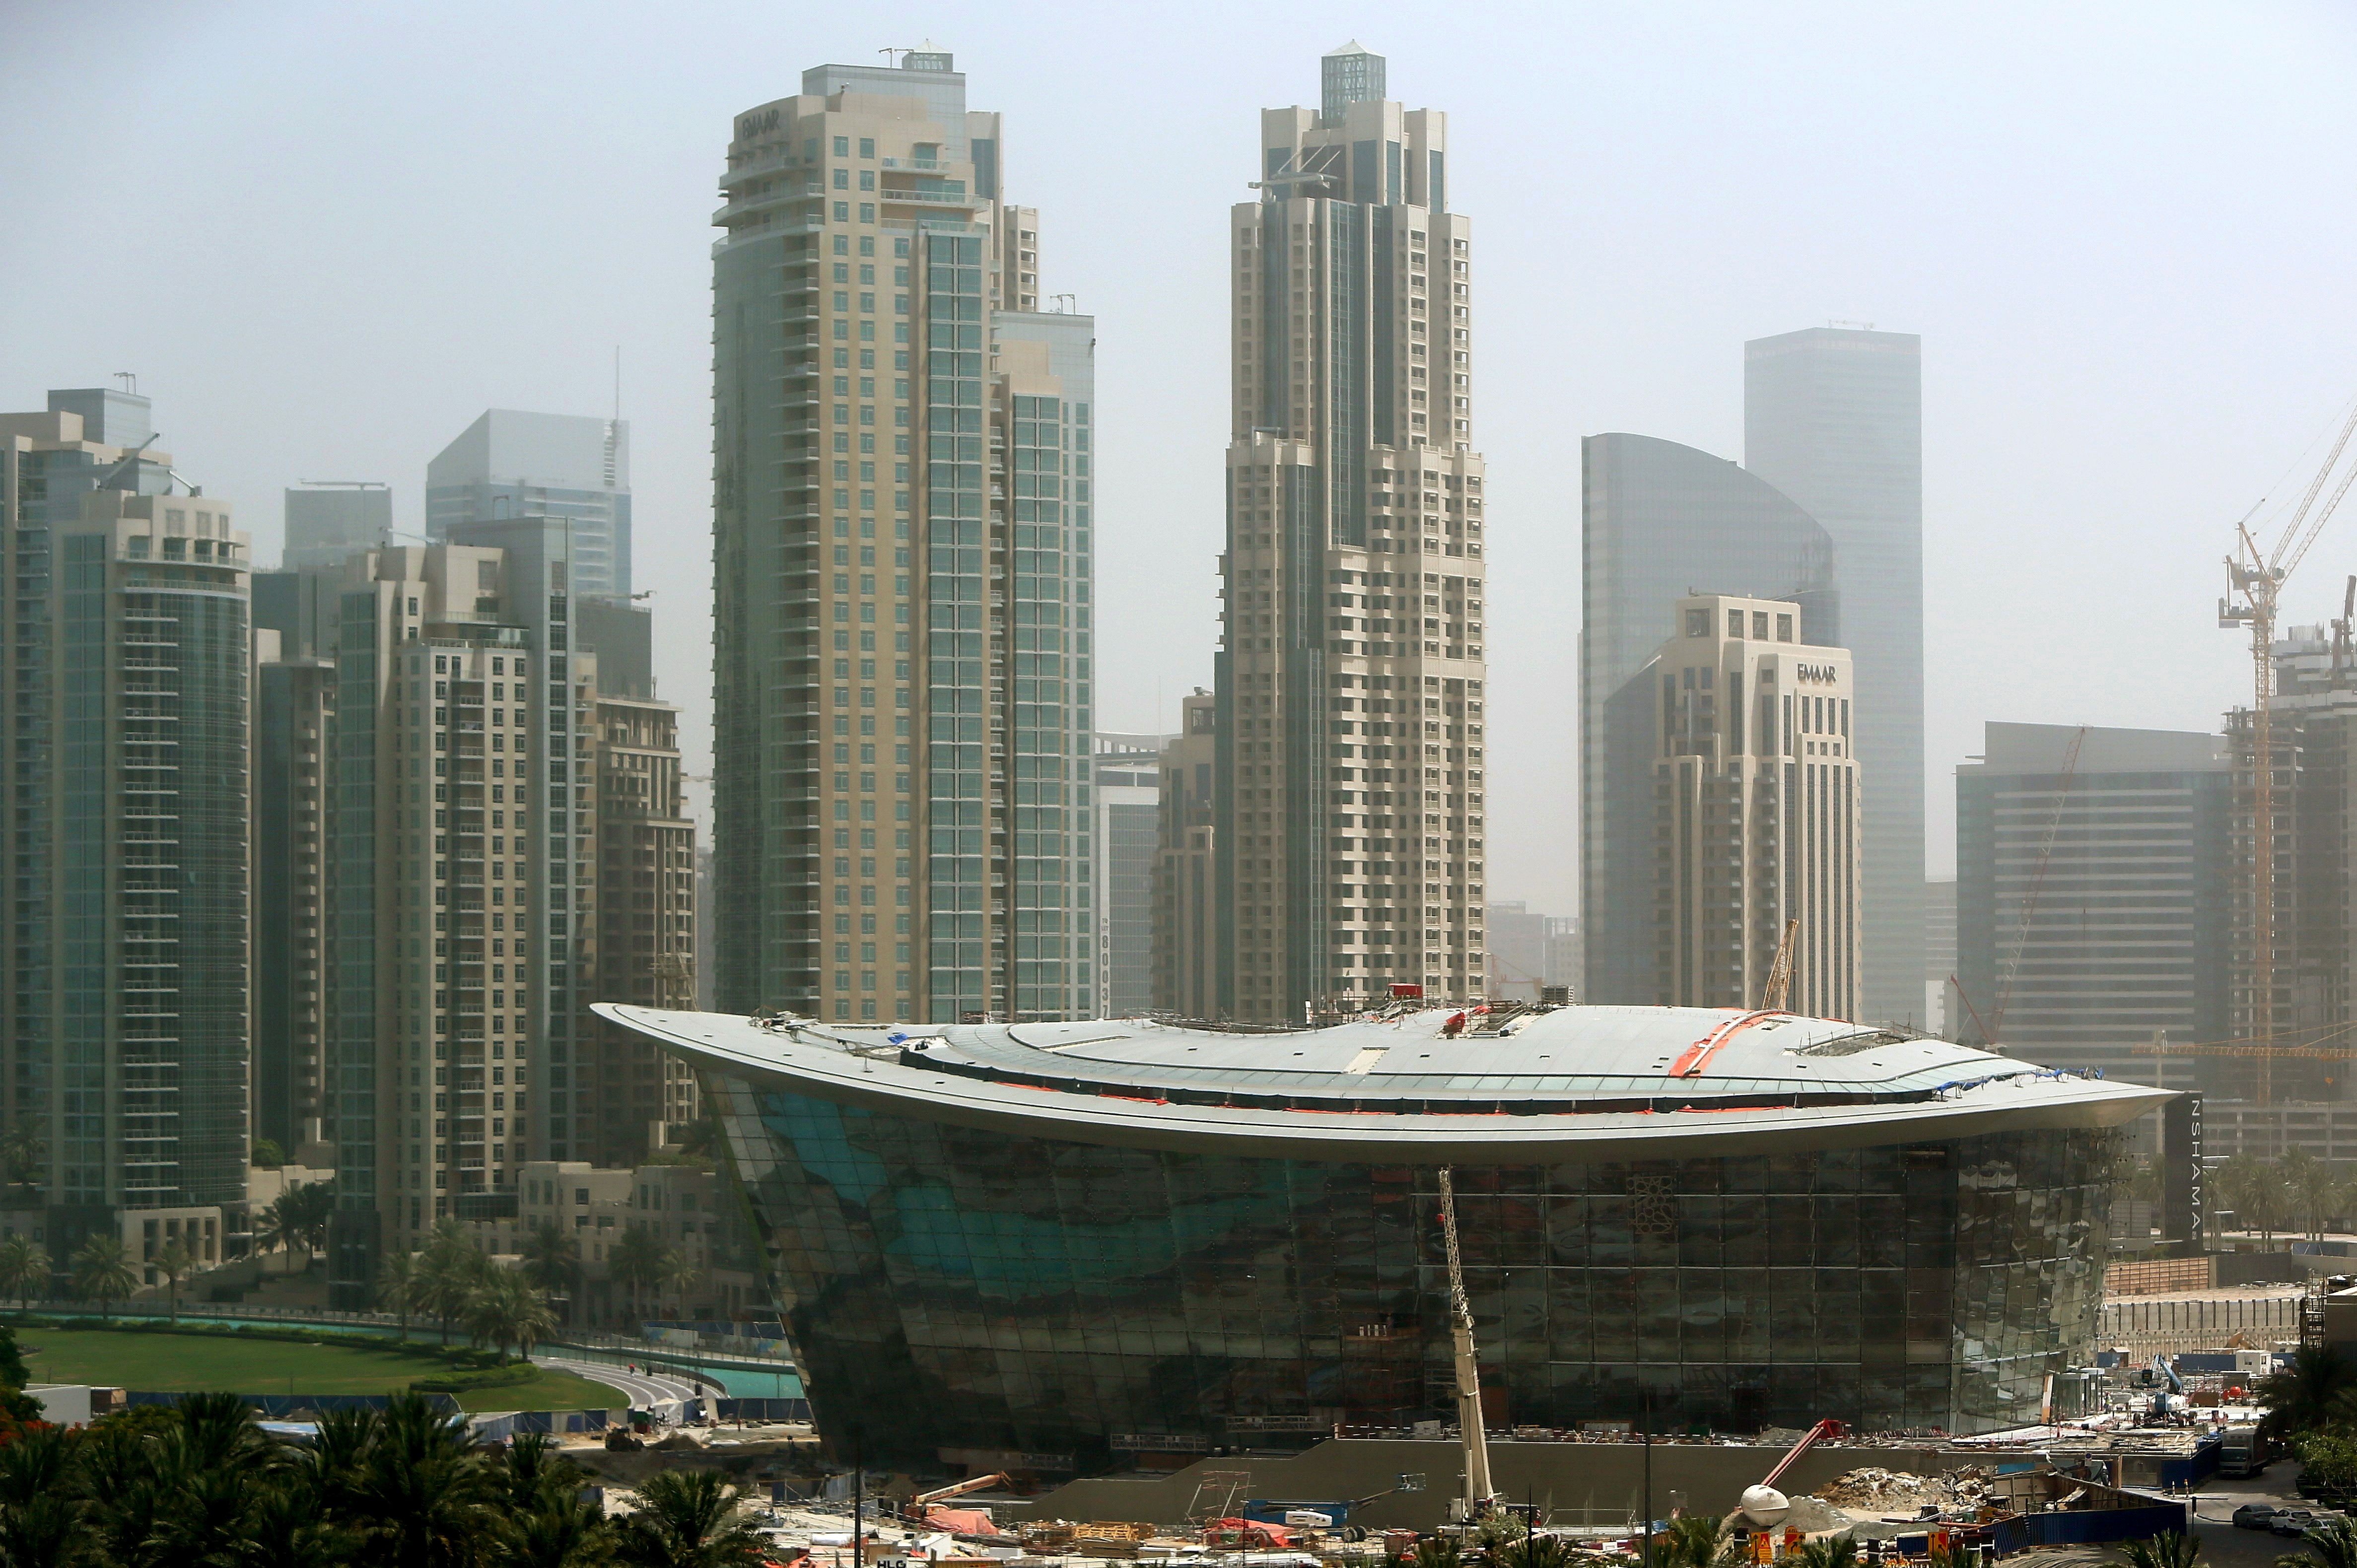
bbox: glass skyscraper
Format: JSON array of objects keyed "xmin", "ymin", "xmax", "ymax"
[
  {"xmin": 426, "ymin": 410, "xmax": 632, "ymax": 599},
  {"xmin": 1, "ymin": 390, "xmax": 252, "ymax": 1269},
  {"xmin": 1580, "ymin": 433, "xmax": 1837, "ymax": 1008},
  {"xmin": 711, "ymin": 49, "xmax": 1096, "ymax": 1027},
  {"xmin": 1746, "ymin": 330, "xmax": 1924, "ymax": 1024}
]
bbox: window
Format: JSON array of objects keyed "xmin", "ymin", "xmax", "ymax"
[
  {"xmin": 1684, "ymin": 609, "xmax": 1708, "ymax": 637},
  {"xmin": 832, "ymin": 135, "xmax": 848, "ymax": 156},
  {"xmin": 859, "ymin": 136, "xmax": 875, "ymax": 158},
  {"xmin": 1753, "ymin": 611, "xmax": 1770, "ymax": 639},
  {"xmin": 1776, "ymin": 614, "xmax": 1795, "ymax": 642},
  {"xmin": 1727, "ymin": 609, "xmax": 1743, "ymax": 638}
]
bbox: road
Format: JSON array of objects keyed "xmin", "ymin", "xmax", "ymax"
[
  {"xmin": 534, "ymin": 1355, "xmax": 704, "ymax": 1411},
  {"xmin": 2181, "ymin": 1459, "xmax": 2323, "ymax": 1568}
]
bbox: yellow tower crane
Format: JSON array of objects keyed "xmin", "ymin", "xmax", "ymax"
[{"xmin": 2220, "ymin": 396, "xmax": 2357, "ymax": 1100}]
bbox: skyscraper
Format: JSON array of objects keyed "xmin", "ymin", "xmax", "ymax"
[
  {"xmin": 312, "ymin": 541, "xmax": 607, "ymax": 1302},
  {"xmin": 711, "ymin": 48, "xmax": 1096, "ymax": 1026},
  {"xmin": 586, "ymin": 691, "xmax": 698, "ymax": 1163},
  {"xmin": 1955, "ymin": 722, "xmax": 2228, "ymax": 1094},
  {"xmin": 1153, "ymin": 692, "xmax": 1220, "ymax": 1018},
  {"xmin": 251, "ymin": 625, "xmax": 334, "ymax": 1161},
  {"xmin": 1217, "ymin": 44, "xmax": 1486, "ymax": 1022},
  {"xmin": 1652, "ymin": 593, "xmax": 1860, "ymax": 1018},
  {"xmin": 426, "ymin": 411, "xmax": 631, "ymax": 599},
  {"xmin": 1092, "ymin": 733, "xmax": 1165, "ymax": 1017},
  {"xmin": 283, "ymin": 481, "xmax": 392, "ymax": 571},
  {"xmin": 1745, "ymin": 328, "xmax": 1924, "ymax": 1024},
  {"xmin": 0, "ymin": 390, "xmax": 251, "ymax": 1270},
  {"xmin": 1580, "ymin": 433, "xmax": 1837, "ymax": 1009}
]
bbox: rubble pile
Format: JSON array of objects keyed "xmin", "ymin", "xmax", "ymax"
[{"xmin": 1812, "ymin": 1466, "xmax": 1996, "ymax": 1513}]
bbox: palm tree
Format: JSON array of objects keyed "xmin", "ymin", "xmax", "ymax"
[
  {"xmin": 1660, "ymin": 1513, "xmax": 1730, "ymax": 1568},
  {"xmin": 417, "ymin": 1226, "xmax": 491, "ymax": 1347},
  {"xmin": 2259, "ymin": 1346, "xmax": 2357, "ymax": 1436},
  {"xmin": 657, "ymin": 1248, "xmax": 701, "ymax": 1319},
  {"xmin": 1411, "ymin": 1538, "xmax": 1462, "ymax": 1568},
  {"xmin": 70, "ymin": 1233, "xmax": 139, "ymax": 1320},
  {"xmin": 520, "ymin": 1217, "xmax": 583, "ymax": 1321},
  {"xmin": 0, "ymin": 1234, "xmax": 45, "ymax": 1308},
  {"xmin": 377, "ymin": 1247, "xmax": 422, "ymax": 1340},
  {"xmin": 611, "ymin": 1467, "xmax": 767, "ymax": 1568},
  {"xmin": 2218, "ymin": 1153, "xmax": 2292, "ymax": 1243},
  {"xmin": 2115, "ymin": 1531, "xmax": 2202, "ymax": 1568},
  {"xmin": 1796, "ymin": 1538, "xmax": 1859, "ymax": 1568},
  {"xmin": 2280, "ymin": 1151, "xmax": 2339, "ymax": 1242},
  {"xmin": 1496, "ymin": 1535, "xmax": 1579, "ymax": 1568},
  {"xmin": 463, "ymin": 1269, "xmax": 558, "ymax": 1362},
  {"xmin": 151, "ymin": 1237, "xmax": 193, "ymax": 1324},
  {"xmin": 341, "ymin": 1391, "xmax": 502, "ymax": 1564},
  {"xmin": 2280, "ymin": 1515, "xmax": 2357, "ymax": 1568},
  {"xmin": 0, "ymin": 1123, "xmax": 39, "ymax": 1193},
  {"xmin": 607, "ymin": 1225, "xmax": 669, "ymax": 1330}
]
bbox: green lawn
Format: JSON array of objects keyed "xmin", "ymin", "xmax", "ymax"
[{"xmin": 16, "ymin": 1328, "xmax": 627, "ymax": 1413}]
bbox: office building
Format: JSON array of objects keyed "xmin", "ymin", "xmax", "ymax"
[
  {"xmin": 1746, "ymin": 329, "xmax": 1924, "ymax": 1024},
  {"xmin": 251, "ymin": 626, "xmax": 334, "ymax": 1159},
  {"xmin": 1218, "ymin": 45, "xmax": 1486, "ymax": 1022},
  {"xmin": 312, "ymin": 542, "xmax": 608, "ymax": 1302},
  {"xmin": 1092, "ymin": 734, "xmax": 1166, "ymax": 1017},
  {"xmin": 1486, "ymin": 901, "xmax": 1548, "ymax": 1000},
  {"xmin": 1924, "ymin": 875, "xmax": 1956, "ymax": 1036},
  {"xmin": 710, "ymin": 48, "xmax": 1096, "ymax": 1026},
  {"xmin": 0, "ymin": 390, "xmax": 252, "ymax": 1265},
  {"xmin": 608, "ymin": 998, "xmax": 2162, "ymax": 1462},
  {"xmin": 1485, "ymin": 903, "xmax": 1579, "ymax": 1002},
  {"xmin": 426, "ymin": 411, "xmax": 631, "ymax": 599},
  {"xmin": 1954, "ymin": 722, "xmax": 2229, "ymax": 1093},
  {"xmin": 1580, "ymin": 433, "xmax": 1838, "ymax": 1009},
  {"xmin": 1153, "ymin": 693, "xmax": 1219, "ymax": 1017},
  {"xmin": 586, "ymin": 693, "xmax": 699, "ymax": 1164},
  {"xmin": 283, "ymin": 481, "xmax": 392, "ymax": 571},
  {"xmin": 1652, "ymin": 594, "xmax": 1858, "ymax": 1017}
]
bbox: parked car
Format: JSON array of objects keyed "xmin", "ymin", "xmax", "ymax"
[
  {"xmin": 2234, "ymin": 1506, "xmax": 2280, "ymax": 1531},
  {"xmin": 2271, "ymin": 1510, "xmax": 2320, "ymax": 1537}
]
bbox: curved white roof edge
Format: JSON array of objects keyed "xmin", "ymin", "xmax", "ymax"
[{"xmin": 595, "ymin": 1005, "xmax": 2172, "ymax": 1164}]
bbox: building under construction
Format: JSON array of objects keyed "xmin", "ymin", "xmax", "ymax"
[{"xmin": 2218, "ymin": 621, "xmax": 2357, "ymax": 1104}]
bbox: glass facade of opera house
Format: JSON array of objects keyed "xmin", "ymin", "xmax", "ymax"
[{"xmin": 707, "ymin": 1075, "xmax": 2118, "ymax": 1468}]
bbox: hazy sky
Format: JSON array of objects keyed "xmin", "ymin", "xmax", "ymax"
[{"xmin": 7, "ymin": 0, "xmax": 2356, "ymax": 918}]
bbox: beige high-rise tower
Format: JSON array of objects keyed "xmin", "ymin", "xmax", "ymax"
[
  {"xmin": 1216, "ymin": 45, "xmax": 1487, "ymax": 1021},
  {"xmin": 1652, "ymin": 594, "xmax": 1860, "ymax": 1019}
]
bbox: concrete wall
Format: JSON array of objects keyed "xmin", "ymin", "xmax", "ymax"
[{"xmin": 991, "ymin": 1439, "xmax": 1961, "ymax": 1533}]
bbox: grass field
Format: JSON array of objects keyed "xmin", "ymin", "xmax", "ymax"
[{"xmin": 16, "ymin": 1327, "xmax": 628, "ymax": 1413}]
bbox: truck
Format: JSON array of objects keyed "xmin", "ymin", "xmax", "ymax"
[{"xmin": 2219, "ymin": 1425, "xmax": 2278, "ymax": 1478}]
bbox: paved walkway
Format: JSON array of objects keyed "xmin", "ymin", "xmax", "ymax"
[{"xmin": 533, "ymin": 1355, "xmax": 702, "ymax": 1410}]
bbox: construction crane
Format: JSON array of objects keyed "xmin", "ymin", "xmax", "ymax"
[
  {"xmin": 2221, "ymin": 397, "xmax": 2357, "ymax": 1092},
  {"xmin": 1988, "ymin": 724, "xmax": 2089, "ymax": 1044},
  {"xmin": 1758, "ymin": 918, "xmax": 1799, "ymax": 1012},
  {"xmin": 1434, "ymin": 1167, "xmax": 1496, "ymax": 1521}
]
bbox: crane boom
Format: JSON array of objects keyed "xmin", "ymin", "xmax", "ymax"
[
  {"xmin": 1435, "ymin": 1167, "xmax": 1495, "ymax": 1518},
  {"xmin": 1759, "ymin": 918, "xmax": 1799, "ymax": 1012}
]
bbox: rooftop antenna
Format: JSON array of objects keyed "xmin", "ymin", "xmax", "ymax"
[
  {"xmin": 880, "ymin": 46, "xmax": 910, "ymax": 66},
  {"xmin": 1825, "ymin": 319, "xmax": 1876, "ymax": 331},
  {"xmin": 1050, "ymin": 293, "xmax": 1077, "ymax": 314},
  {"xmin": 112, "ymin": 371, "xmax": 137, "ymax": 395}
]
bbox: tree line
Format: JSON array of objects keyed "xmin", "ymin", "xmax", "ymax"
[
  {"xmin": 2210, "ymin": 1149, "xmax": 2354, "ymax": 1243},
  {"xmin": 0, "ymin": 1381, "xmax": 769, "ymax": 1567}
]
